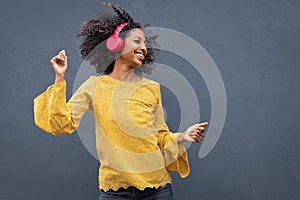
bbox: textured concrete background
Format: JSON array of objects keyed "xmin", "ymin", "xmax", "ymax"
[{"xmin": 1, "ymin": 0, "xmax": 299, "ymax": 199}]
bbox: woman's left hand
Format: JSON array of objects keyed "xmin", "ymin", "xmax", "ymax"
[{"xmin": 178, "ymin": 122, "xmax": 208, "ymax": 143}]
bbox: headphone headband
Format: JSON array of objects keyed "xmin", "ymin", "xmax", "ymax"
[
  {"xmin": 106, "ymin": 22, "xmax": 129, "ymax": 52},
  {"xmin": 113, "ymin": 22, "xmax": 129, "ymax": 36}
]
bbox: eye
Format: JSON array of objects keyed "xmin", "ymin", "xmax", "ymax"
[{"xmin": 134, "ymin": 39, "xmax": 141, "ymax": 44}]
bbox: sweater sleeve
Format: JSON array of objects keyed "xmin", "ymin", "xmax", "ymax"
[
  {"xmin": 155, "ymin": 84, "xmax": 190, "ymax": 178},
  {"xmin": 33, "ymin": 77, "xmax": 97, "ymax": 135}
]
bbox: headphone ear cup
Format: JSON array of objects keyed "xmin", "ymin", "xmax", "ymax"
[{"xmin": 106, "ymin": 35, "xmax": 124, "ymax": 52}]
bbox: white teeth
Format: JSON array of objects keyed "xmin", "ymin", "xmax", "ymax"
[{"xmin": 136, "ymin": 53, "xmax": 144, "ymax": 59}]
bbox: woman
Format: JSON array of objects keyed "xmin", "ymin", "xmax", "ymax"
[{"xmin": 33, "ymin": 2, "xmax": 208, "ymax": 200}]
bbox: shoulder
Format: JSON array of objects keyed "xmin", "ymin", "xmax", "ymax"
[
  {"xmin": 82, "ymin": 75, "xmax": 100, "ymax": 85},
  {"xmin": 140, "ymin": 77, "xmax": 162, "ymax": 97},
  {"xmin": 141, "ymin": 77, "xmax": 160, "ymax": 87},
  {"xmin": 87, "ymin": 75, "xmax": 100, "ymax": 82},
  {"xmin": 75, "ymin": 75, "xmax": 100, "ymax": 92}
]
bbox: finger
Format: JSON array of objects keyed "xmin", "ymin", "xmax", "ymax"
[
  {"xmin": 60, "ymin": 49, "xmax": 68, "ymax": 60},
  {"xmin": 52, "ymin": 56, "xmax": 64, "ymax": 63},
  {"xmin": 199, "ymin": 122, "xmax": 208, "ymax": 127},
  {"xmin": 190, "ymin": 132, "xmax": 199, "ymax": 137},
  {"xmin": 195, "ymin": 127, "xmax": 205, "ymax": 131},
  {"xmin": 58, "ymin": 52, "xmax": 67, "ymax": 62},
  {"xmin": 194, "ymin": 134, "xmax": 203, "ymax": 139},
  {"xmin": 186, "ymin": 137, "xmax": 195, "ymax": 143},
  {"xmin": 50, "ymin": 56, "xmax": 60, "ymax": 64},
  {"xmin": 196, "ymin": 131, "xmax": 204, "ymax": 136},
  {"xmin": 58, "ymin": 53, "xmax": 66, "ymax": 61},
  {"xmin": 194, "ymin": 138, "xmax": 201, "ymax": 142},
  {"xmin": 195, "ymin": 135, "xmax": 204, "ymax": 142},
  {"xmin": 192, "ymin": 136, "xmax": 198, "ymax": 142},
  {"xmin": 195, "ymin": 132, "xmax": 203, "ymax": 137},
  {"xmin": 193, "ymin": 128, "xmax": 204, "ymax": 135},
  {"xmin": 196, "ymin": 132, "xmax": 204, "ymax": 138},
  {"xmin": 50, "ymin": 57, "xmax": 56, "ymax": 63}
]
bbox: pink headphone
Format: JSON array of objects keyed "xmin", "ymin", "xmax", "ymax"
[{"xmin": 106, "ymin": 22, "xmax": 129, "ymax": 52}]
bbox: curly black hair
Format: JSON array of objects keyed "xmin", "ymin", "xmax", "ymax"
[{"xmin": 76, "ymin": 2, "xmax": 159, "ymax": 75}]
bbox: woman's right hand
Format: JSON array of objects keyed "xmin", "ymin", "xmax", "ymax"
[{"xmin": 50, "ymin": 49, "xmax": 68, "ymax": 83}]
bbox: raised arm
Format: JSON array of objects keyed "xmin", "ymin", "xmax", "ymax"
[{"xmin": 33, "ymin": 50, "xmax": 96, "ymax": 135}]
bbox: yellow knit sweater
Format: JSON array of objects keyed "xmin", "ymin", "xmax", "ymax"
[{"xmin": 33, "ymin": 75, "xmax": 190, "ymax": 191}]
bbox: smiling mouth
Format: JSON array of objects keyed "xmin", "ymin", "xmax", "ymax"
[
  {"xmin": 135, "ymin": 53, "xmax": 144, "ymax": 60},
  {"xmin": 134, "ymin": 50, "xmax": 145, "ymax": 60}
]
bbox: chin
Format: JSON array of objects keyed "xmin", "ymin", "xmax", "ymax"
[{"xmin": 131, "ymin": 61, "xmax": 143, "ymax": 67}]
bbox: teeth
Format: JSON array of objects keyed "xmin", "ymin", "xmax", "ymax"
[{"xmin": 136, "ymin": 53, "xmax": 144, "ymax": 59}]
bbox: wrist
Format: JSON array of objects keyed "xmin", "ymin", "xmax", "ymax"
[
  {"xmin": 55, "ymin": 75, "xmax": 65, "ymax": 84},
  {"xmin": 177, "ymin": 132, "xmax": 185, "ymax": 144}
]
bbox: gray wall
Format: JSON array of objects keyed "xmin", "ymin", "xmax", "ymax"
[{"xmin": 1, "ymin": 0, "xmax": 299, "ymax": 199}]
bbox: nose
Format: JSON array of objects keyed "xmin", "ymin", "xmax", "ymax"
[{"xmin": 140, "ymin": 43, "xmax": 147, "ymax": 56}]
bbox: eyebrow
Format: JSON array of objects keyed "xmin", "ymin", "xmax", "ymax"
[{"xmin": 133, "ymin": 36, "xmax": 146, "ymax": 43}]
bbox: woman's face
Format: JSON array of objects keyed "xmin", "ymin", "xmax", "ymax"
[{"xmin": 119, "ymin": 28, "xmax": 147, "ymax": 67}]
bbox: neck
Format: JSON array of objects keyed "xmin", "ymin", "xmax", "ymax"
[{"xmin": 108, "ymin": 59, "xmax": 141, "ymax": 82}]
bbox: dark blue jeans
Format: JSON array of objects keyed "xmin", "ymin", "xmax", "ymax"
[{"xmin": 98, "ymin": 183, "xmax": 174, "ymax": 200}]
